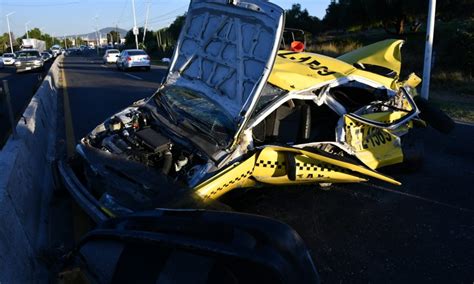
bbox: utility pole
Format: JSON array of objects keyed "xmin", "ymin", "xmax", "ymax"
[
  {"xmin": 131, "ymin": 0, "xmax": 139, "ymax": 49},
  {"xmin": 94, "ymin": 16, "xmax": 100, "ymax": 55},
  {"xmin": 142, "ymin": 1, "xmax": 152, "ymax": 45},
  {"xmin": 115, "ymin": 23, "xmax": 119, "ymax": 46},
  {"xmin": 6, "ymin": 12, "xmax": 15, "ymax": 53},
  {"xmin": 421, "ymin": 0, "xmax": 437, "ymax": 100},
  {"xmin": 25, "ymin": 21, "xmax": 31, "ymax": 39},
  {"xmin": 64, "ymin": 35, "xmax": 68, "ymax": 49}
]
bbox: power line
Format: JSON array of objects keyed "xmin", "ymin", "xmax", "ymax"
[{"xmin": 1, "ymin": 1, "xmax": 80, "ymax": 7}]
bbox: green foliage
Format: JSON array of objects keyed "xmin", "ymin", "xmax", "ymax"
[
  {"xmin": 0, "ymin": 32, "xmax": 17, "ymax": 53},
  {"xmin": 16, "ymin": 27, "xmax": 63, "ymax": 49},
  {"xmin": 323, "ymin": 0, "xmax": 474, "ymax": 35},
  {"xmin": 107, "ymin": 31, "xmax": 121, "ymax": 44},
  {"xmin": 124, "ymin": 27, "xmax": 156, "ymax": 50},
  {"xmin": 285, "ymin": 4, "xmax": 321, "ymax": 34}
]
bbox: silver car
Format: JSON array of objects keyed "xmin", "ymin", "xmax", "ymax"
[
  {"xmin": 2, "ymin": 53, "xmax": 16, "ymax": 65},
  {"xmin": 116, "ymin": 49, "xmax": 151, "ymax": 71}
]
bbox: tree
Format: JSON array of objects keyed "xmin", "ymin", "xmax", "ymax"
[
  {"xmin": 322, "ymin": 0, "xmax": 427, "ymax": 35},
  {"xmin": 285, "ymin": 4, "xmax": 321, "ymax": 34},
  {"xmin": 124, "ymin": 27, "xmax": 156, "ymax": 50},
  {"xmin": 0, "ymin": 32, "xmax": 16, "ymax": 53},
  {"xmin": 107, "ymin": 31, "xmax": 120, "ymax": 44}
]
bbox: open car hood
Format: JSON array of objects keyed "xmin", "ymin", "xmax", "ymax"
[{"xmin": 165, "ymin": 0, "xmax": 284, "ymax": 147}]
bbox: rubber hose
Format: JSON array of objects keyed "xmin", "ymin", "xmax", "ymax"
[{"xmin": 161, "ymin": 150, "xmax": 173, "ymax": 175}]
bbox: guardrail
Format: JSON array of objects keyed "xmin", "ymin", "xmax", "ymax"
[{"xmin": 0, "ymin": 55, "xmax": 63, "ymax": 282}]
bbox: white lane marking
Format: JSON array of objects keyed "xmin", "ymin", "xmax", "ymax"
[{"xmin": 123, "ymin": 73, "xmax": 143, "ymax": 80}]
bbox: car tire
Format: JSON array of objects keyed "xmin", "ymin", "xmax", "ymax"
[
  {"xmin": 415, "ymin": 97, "xmax": 455, "ymax": 134},
  {"xmin": 401, "ymin": 130, "xmax": 424, "ymax": 172}
]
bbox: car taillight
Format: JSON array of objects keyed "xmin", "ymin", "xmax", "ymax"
[{"xmin": 127, "ymin": 57, "xmax": 132, "ymax": 61}]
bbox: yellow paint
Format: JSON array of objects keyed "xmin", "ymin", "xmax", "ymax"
[
  {"xmin": 195, "ymin": 145, "xmax": 401, "ymax": 201},
  {"xmin": 269, "ymin": 52, "xmax": 397, "ymax": 91},
  {"xmin": 195, "ymin": 154, "xmax": 258, "ymax": 199},
  {"xmin": 337, "ymin": 39, "xmax": 403, "ymax": 76},
  {"xmin": 59, "ymin": 59, "xmax": 76, "ymax": 158},
  {"xmin": 344, "ymin": 114, "xmax": 406, "ymax": 169}
]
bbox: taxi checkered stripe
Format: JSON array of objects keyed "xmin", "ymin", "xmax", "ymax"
[
  {"xmin": 206, "ymin": 170, "xmax": 253, "ymax": 197},
  {"xmin": 255, "ymin": 160, "xmax": 286, "ymax": 169}
]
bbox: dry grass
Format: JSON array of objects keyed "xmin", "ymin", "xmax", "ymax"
[
  {"xmin": 307, "ymin": 40, "xmax": 363, "ymax": 57},
  {"xmin": 431, "ymin": 71, "xmax": 474, "ymax": 96}
]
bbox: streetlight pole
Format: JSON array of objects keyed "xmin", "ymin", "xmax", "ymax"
[
  {"xmin": 142, "ymin": 1, "xmax": 151, "ymax": 45},
  {"xmin": 25, "ymin": 21, "xmax": 31, "ymax": 39},
  {"xmin": 131, "ymin": 0, "xmax": 139, "ymax": 49},
  {"xmin": 6, "ymin": 12, "xmax": 15, "ymax": 53},
  {"xmin": 421, "ymin": 0, "xmax": 437, "ymax": 100}
]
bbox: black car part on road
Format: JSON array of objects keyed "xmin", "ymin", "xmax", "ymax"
[{"xmin": 58, "ymin": 209, "xmax": 320, "ymax": 284}]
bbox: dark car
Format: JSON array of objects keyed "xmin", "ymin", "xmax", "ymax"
[
  {"xmin": 14, "ymin": 49, "xmax": 44, "ymax": 73},
  {"xmin": 41, "ymin": 51, "xmax": 53, "ymax": 61},
  {"xmin": 56, "ymin": 209, "xmax": 320, "ymax": 284}
]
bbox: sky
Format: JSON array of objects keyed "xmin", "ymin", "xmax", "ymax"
[{"xmin": 0, "ymin": 0, "xmax": 330, "ymax": 38}]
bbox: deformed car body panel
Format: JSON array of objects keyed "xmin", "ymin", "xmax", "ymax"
[
  {"xmin": 195, "ymin": 145, "xmax": 400, "ymax": 200},
  {"xmin": 166, "ymin": 0, "xmax": 285, "ymax": 147},
  {"xmin": 337, "ymin": 39, "xmax": 403, "ymax": 77}
]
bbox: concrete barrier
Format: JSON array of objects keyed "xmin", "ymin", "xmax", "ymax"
[{"xmin": 0, "ymin": 56, "xmax": 62, "ymax": 282}]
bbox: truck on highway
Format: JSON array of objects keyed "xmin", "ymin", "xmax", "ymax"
[{"xmin": 21, "ymin": 38, "xmax": 46, "ymax": 53}]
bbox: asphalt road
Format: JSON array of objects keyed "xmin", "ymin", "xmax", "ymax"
[
  {"xmin": 58, "ymin": 55, "xmax": 473, "ymax": 283},
  {"xmin": 0, "ymin": 60, "xmax": 54, "ymax": 148},
  {"xmin": 61, "ymin": 55, "xmax": 165, "ymax": 145}
]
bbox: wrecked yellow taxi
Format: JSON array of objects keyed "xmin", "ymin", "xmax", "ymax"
[{"xmin": 59, "ymin": 0, "xmax": 452, "ymax": 221}]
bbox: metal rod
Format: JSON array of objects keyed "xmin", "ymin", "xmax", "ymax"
[
  {"xmin": 2, "ymin": 80, "xmax": 17, "ymax": 139},
  {"xmin": 421, "ymin": 0, "xmax": 437, "ymax": 100}
]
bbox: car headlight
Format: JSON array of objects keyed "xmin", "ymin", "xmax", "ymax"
[
  {"xmin": 33, "ymin": 60, "xmax": 42, "ymax": 65},
  {"xmin": 15, "ymin": 61, "xmax": 21, "ymax": 66}
]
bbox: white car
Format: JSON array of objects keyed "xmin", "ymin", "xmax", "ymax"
[
  {"xmin": 116, "ymin": 49, "xmax": 151, "ymax": 71},
  {"xmin": 103, "ymin": 49, "xmax": 120, "ymax": 64},
  {"xmin": 2, "ymin": 53, "xmax": 16, "ymax": 65}
]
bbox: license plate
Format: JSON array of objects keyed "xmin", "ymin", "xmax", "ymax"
[{"xmin": 25, "ymin": 67, "xmax": 32, "ymax": 70}]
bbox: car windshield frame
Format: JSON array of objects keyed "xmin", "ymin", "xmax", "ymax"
[
  {"xmin": 3, "ymin": 54, "xmax": 15, "ymax": 58},
  {"xmin": 107, "ymin": 50, "xmax": 120, "ymax": 54},
  {"xmin": 154, "ymin": 86, "xmax": 235, "ymax": 147}
]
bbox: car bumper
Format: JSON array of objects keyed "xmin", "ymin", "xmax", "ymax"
[
  {"xmin": 3, "ymin": 60, "xmax": 15, "ymax": 65},
  {"xmin": 58, "ymin": 159, "xmax": 109, "ymax": 223},
  {"xmin": 126, "ymin": 61, "xmax": 151, "ymax": 68},
  {"xmin": 15, "ymin": 64, "xmax": 43, "ymax": 72},
  {"xmin": 105, "ymin": 57, "xmax": 118, "ymax": 63}
]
